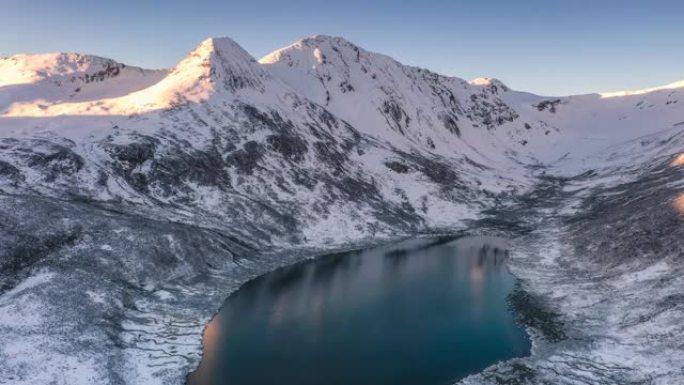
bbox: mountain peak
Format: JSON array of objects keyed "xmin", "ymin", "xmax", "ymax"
[
  {"xmin": 167, "ymin": 36, "xmax": 268, "ymax": 97},
  {"xmin": 194, "ymin": 37, "xmax": 253, "ymax": 59},
  {"xmin": 260, "ymin": 34, "xmax": 371, "ymax": 67},
  {"xmin": 298, "ymin": 34, "xmax": 357, "ymax": 47},
  {"xmin": 0, "ymin": 52, "xmax": 128, "ymax": 88},
  {"xmin": 469, "ymin": 77, "xmax": 509, "ymax": 92},
  {"xmin": 1, "ymin": 37, "xmax": 270, "ymax": 117}
]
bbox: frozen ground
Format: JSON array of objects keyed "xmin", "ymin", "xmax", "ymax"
[
  {"xmin": 464, "ymin": 143, "xmax": 684, "ymax": 384},
  {"xmin": 0, "ymin": 36, "xmax": 682, "ymax": 385}
]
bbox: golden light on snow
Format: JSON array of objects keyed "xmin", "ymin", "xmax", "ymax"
[
  {"xmin": 670, "ymin": 154, "xmax": 684, "ymax": 167},
  {"xmin": 0, "ymin": 38, "xmax": 223, "ymax": 119},
  {"xmin": 673, "ymin": 193, "xmax": 684, "ymax": 215},
  {"xmin": 600, "ymin": 80, "xmax": 684, "ymax": 98}
]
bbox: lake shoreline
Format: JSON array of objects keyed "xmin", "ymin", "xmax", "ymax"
[{"xmin": 186, "ymin": 234, "xmax": 533, "ymax": 385}]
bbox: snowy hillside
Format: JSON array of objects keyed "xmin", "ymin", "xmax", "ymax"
[
  {"xmin": 0, "ymin": 35, "xmax": 683, "ymax": 385},
  {"xmin": 0, "ymin": 53, "xmax": 166, "ymax": 114},
  {"xmin": 500, "ymin": 85, "xmax": 684, "ymax": 166},
  {"xmin": 260, "ymin": 36, "xmax": 530, "ymax": 166}
]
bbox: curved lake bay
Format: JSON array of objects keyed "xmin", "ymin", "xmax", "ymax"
[{"xmin": 187, "ymin": 237, "xmax": 530, "ymax": 385}]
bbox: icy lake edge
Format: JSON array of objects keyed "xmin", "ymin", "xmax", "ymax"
[{"xmin": 181, "ymin": 234, "xmax": 558, "ymax": 385}]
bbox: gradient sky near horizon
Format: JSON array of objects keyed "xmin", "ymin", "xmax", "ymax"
[{"xmin": 1, "ymin": 0, "xmax": 682, "ymax": 96}]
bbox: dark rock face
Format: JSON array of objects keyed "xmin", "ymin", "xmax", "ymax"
[
  {"xmin": 83, "ymin": 62, "xmax": 122, "ymax": 83},
  {"xmin": 381, "ymin": 100, "xmax": 410, "ymax": 134},
  {"xmin": 467, "ymin": 93, "xmax": 519, "ymax": 129},
  {"xmin": 534, "ymin": 99, "xmax": 562, "ymax": 113},
  {"xmin": 439, "ymin": 113, "xmax": 461, "ymax": 136}
]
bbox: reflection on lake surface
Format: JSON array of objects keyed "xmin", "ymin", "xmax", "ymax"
[{"xmin": 187, "ymin": 236, "xmax": 530, "ymax": 385}]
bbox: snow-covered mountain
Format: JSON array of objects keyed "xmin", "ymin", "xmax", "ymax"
[
  {"xmin": 0, "ymin": 36, "xmax": 682, "ymax": 385},
  {"xmin": 260, "ymin": 36, "xmax": 522, "ymax": 157},
  {"xmin": 0, "ymin": 53, "xmax": 167, "ymax": 114}
]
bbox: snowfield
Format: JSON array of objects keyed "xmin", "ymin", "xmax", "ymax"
[{"xmin": 0, "ymin": 35, "xmax": 682, "ymax": 385}]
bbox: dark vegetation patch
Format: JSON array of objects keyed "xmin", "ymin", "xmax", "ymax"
[
  {"xmin": 225, "ymin": 141, "xmax": 264, "ymax": 175},
  {"xmin": 0, "ymin": 160, "xmax": 24, "ymax": 184},
  {"xmin": 289, "ymin": 169, "xmax": 317, "ymax": 190},
  {"xmin": 313, "ymin": 141, "xmax": 350, "ymax": 172},
  {"xmin": 469, "ymin": 175, "xmax": 571, "ymax": 236},
  {"xmin": 466, "ymin": 214, "xmax": 534, "ymax": 236},
  {"xmin": 509, "ymin": 282, "xmax": 567, "ymax": 342},
  {"xmin": 27, "ymin": 146, "xmax": 85, "ymax": 182},
  {"xmin": 329, "ymin": 176, "xmax": 381, "ymax": 203},
  {"xmin": 479, "ymin": 361, "xmax": 538, "ymax": 385},
  {"xmin": 105, "ymin": 137, "xmax": 158, "ymax": 193},
  {"xmin": 266, "ymin": 134, "xmax": 308, "ymax": 162},
  {"xmin": 383, "ymin": 150, "xmax": 466, "ymax": 192},
  {"xmin": 151, "ymin": 148, "xmax": 231, "ymax": 193},
  {"xmin": 410, "ymin": 155, "xmax": 462, "ymax": 186},
  {"xmin": 565, "ymin": 165, "xmax": 684, "ymax": 266},
  {"xmin": 384, "ymin": 161, "xmax": 410, "ymax": 173},
  {"xmin": 107, "ymin": 138, "xmax": 157, "ymax": 171},
  {"xmin": 0, "ymin": 229, "xmax": 81, "ymax": 293},
  {"xmin": 240, "ymin": 105, "xmax": 294, "ymax": 133},
  {"xmin": 314, "ymin": 108, "xmax": 340, "ymax": 131},
  {"xmin": 127, "ymin": 173, "xmax": 149, "ymax": 194}
]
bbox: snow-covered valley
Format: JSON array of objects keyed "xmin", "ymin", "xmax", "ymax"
[{"xmin": 0, "ymin": 35, "xmax": 682, "ymax": 385}]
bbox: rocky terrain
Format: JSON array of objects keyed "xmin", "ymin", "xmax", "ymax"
[{"xmin": 0, "ymin": 35, "xmax": 682, "ymax": 384}]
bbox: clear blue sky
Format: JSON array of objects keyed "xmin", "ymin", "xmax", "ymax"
[{"xmin": 1, "ymin": 0, "xmax": 682, "ymax": 96}]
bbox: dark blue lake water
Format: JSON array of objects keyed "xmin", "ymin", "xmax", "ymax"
[{"xmin": 187, "ymin": 236, "xmax": 530, "ymax": 385}]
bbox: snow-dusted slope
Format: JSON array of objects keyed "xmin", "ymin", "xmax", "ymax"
[
  {"xmin": 0, "ymin": 35, "xmax": 683, "ymax": 385},
  {"xmin": 0, "ymin": 36, "xmax": 528, "ymax": 232},
  {"xmin": 0, "ymin": 53, "xmax": 166, "ymax": 113},
  {"xmin": 260, "ymin": 35, "xmax": 683, "ymax": 171},
  {"xmin": 1, "ymin": 38, "xmax": 272, "ymax": 118},
  {"xmin": 260, "ymin": 36, "xmax": 529, "ymax": 165},
  {"xmin": 601, "ymin": 79, "xmax": 684, "ymax": 98},
  {"xmin": 500, "ymin": 85, "xmax": 684, "ymax": 167}
]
